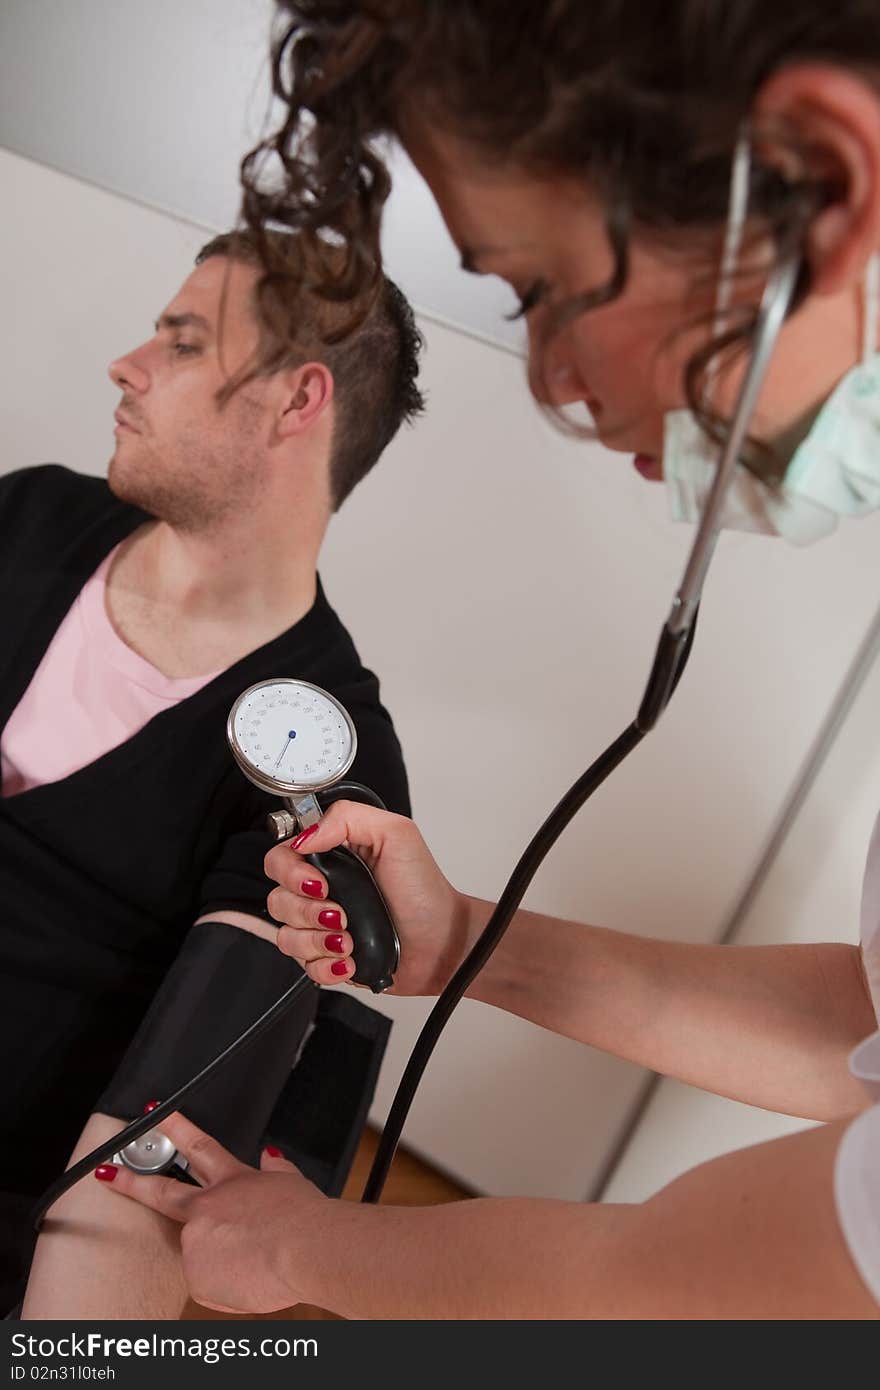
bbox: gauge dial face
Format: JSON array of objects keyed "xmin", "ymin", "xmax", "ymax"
[{"xmin": 228, "ymin": 679, "xmax": 356, "ymax": 792}]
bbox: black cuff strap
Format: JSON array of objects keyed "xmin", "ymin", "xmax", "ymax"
[{"xmin": 96, "ymin": 921, "xmax": 318, "ymax": 1166}]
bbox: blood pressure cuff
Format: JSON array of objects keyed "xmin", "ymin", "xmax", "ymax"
[{"xmin": 95, "ymin": 922, "xmax": 391, "ymax": 1195}]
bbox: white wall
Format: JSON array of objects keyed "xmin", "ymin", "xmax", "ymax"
[
  {"xmin": 0, "ymin": 0, "xmax": 526, "ymax": 353},
  {"xmin": 604, "ymin": 633, "xmax": 880, "ymax": 1201},
  {"xmin": 2, "ymin": 147, "xmax": 878, "ymax": 1200}
]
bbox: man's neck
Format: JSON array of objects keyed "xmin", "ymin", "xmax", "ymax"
[{"xmin": 104, "ymin": 509, "xmax": 327, "ymax": 680}]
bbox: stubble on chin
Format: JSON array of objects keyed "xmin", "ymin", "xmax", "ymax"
[
  {"xmin": 107, "ymin": 446, "xmax": 156, "ymax": 517},
  {"xmin": 107, "ymin": 438, "xmax": 257, "ymax": 534},
  {"xmin": 106, "ymin": 448, "xmax": 135, "ymax": 505}
]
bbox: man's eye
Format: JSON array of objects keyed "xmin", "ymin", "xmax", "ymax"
[
  {"xmin": 504, "ymin": 279, "xmax": 549, "ymax": 322},
  {"xmin": 172, "ymin": 342, "xmax": 200, "ymax": 356}
]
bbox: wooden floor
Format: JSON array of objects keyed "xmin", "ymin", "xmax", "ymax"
[{"xmin": 181, "ymin": 1126, "xmax": 473, "ymax": 1321}]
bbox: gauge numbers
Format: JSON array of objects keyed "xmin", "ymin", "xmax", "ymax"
[{"xmin": 229, "ymin": 679, "xmax": 356, "ymax": 792}]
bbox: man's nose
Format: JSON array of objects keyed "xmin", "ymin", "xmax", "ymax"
[{"xmin": 108, "ymin": 348, "xmax": 149, "ymax": 393}]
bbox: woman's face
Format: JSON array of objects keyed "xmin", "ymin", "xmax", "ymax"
[{"xmin": 404, "ymin": 126, "xmax": 862, "ymax": 481}]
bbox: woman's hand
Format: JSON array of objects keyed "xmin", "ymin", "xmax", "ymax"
[
  {"xmin": 93, "ymin": 1111, "xmax": 326, "ymax": 1314},
  {"xmin": 263, "ymin": 803, "xmax": 473, "ymax": 995}
]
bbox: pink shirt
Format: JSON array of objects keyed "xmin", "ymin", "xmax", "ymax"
[{"xmin": 0, "ymin": 546, "xmax": 219, "ymax": 797}]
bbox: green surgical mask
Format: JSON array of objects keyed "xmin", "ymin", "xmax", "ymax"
[{"xmin": 662, "ymin": 128, "xmax": 880, "ymax": 546}]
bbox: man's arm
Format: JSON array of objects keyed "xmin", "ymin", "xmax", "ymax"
[
  {"xmin": 21, "ymin": 910, "xmax": 274, "ymax": 1320},
  {"xmin": 21, "ymin": 1111, "xmax": 187, "ymax": 1320}
]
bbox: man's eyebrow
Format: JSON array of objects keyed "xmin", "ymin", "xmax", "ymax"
[{"xmin": 154, "ymin": 311, "xmax": 212, "ymax": 333}]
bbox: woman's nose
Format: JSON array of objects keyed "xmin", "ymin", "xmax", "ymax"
[
  {"xmin": 545, "ymin": 361, "xmax": 585, "ymax": 406},
  {"xmin": 525, "ymin": 310, "xmax": 589, "ymax": 406},
  {"xmin": 529, "ymin": 340, "xmax": 585, "ymax": 407}
]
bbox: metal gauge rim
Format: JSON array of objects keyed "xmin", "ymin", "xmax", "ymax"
[{"xmin": 227, "ymin": 677, "xmax": 358, "ymax": 796}]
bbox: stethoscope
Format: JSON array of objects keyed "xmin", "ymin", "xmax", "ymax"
[{"xmin": 31, "ymin": 251, "xmax": 801, "ymax": 1227}]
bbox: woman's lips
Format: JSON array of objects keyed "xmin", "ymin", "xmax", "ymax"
[{"xmin": 633, "ymin": 453, "xmax": 663, "ymax": 481}]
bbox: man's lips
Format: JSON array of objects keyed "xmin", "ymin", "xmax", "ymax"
[
  {"xmin": 114, "ymin": 411, "xmax": 140, "ymax": 433},
  {"xmin": 633, "ymin": 453, "xmax": 663, "ymax": 481}
]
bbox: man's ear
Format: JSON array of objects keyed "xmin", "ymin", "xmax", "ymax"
[
  {"xmin": 276, "ymin": 363, "xmax": 334, "ymax": 439},
  {"xmin": 752, "ymin": 64, "xmax": 880, "ymax": 294}
]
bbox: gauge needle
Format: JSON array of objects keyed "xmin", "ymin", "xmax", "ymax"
[{"xmin": 274, "ymin": 730, "xmax": 297, "ymax": 771}]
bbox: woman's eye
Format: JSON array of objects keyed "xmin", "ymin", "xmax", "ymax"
[{"xmin": 504, "ymin": 279, "xmax": 549, "ymax": 322}]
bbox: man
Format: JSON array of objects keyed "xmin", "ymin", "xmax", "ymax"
[{"xmin": 0, "ymin": 231, "xmax": 423, "ymax": 1317}]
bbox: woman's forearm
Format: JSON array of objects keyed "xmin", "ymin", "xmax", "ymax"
[
  {"xmin": 277, "ymin": 1118, "xmax": 874, "ymax": 1320},
  {"xmin": 21, "ymin": 1113, "xmax": 188, "ymax": 1320},
  {"xmin": 283, "ymin": 1193, "xmax": 629, "ymax": 1320},
  {"xmin": 466, "ymin": 898, "xmax": 875, "ymax": 1119}
]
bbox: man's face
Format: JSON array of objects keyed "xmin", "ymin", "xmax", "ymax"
[{"xmin": 108, "ymin": 256, "xmax": 276, "ymax": 529}]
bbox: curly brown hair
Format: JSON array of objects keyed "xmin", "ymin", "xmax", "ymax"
[{"xmin": 239, "ymin": 1, "xmax": 880, "ymax": 459}]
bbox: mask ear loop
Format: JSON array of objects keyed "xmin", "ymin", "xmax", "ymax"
[{"xmin": 862, "ymin": 252, "xmax": 880, "ymax": 363}]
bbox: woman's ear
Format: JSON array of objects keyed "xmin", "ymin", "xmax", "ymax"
[
  {"xmin": 753, "ymin": 63, "xmax": 880, "ymax": 294},
  {"xmin": 276, "ymin": 362, "xmax": 334, "ymax": 439}
]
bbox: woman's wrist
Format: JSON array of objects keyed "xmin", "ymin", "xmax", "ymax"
[
  {"xmin": 277, "ymin": 1193, "xmax": 376, "ymax": 1316},
  {"xmin": 460, "ymin": 895, "xmax": 524, "ymax": 1008},
  {"xmin": 410, "ymin": 886, "xmax": 481, "ymax": 996}
]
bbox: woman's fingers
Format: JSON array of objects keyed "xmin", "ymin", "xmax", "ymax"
[
  {"xmin": 263, "ymin": 800, "xmax": 447, "ymax": 990},
  {"xmin": 263, "ymin": 838, "xmax": 339, "ymax": 977},
  {"xmin": 271, "ymin": 862, "xmax": 330, "ymax": 902},
  {"xmin": 265, "ymin": 869, "xmax": 348, "ymax": 984},
  {"xmin": 266, "ymin": 884, "xmax": 348, "ymax": 938},
  {"xmin": 259, "ymin": 1145, "xmax": 297, "ymax": 1172},
  {"xmin": 264, "ymin": 801, "xmax": 398, "ymax": 979},
  {"xmin": 93, "ymin": 1113, "xmax": 245, "ymax": 1218},
  {"xmin": 264, "ymin": 802, "xmax": 468, "ymax": 999},
  {"xmin": 275, "ymin": 926, "xmax": 355, "ymax": 984},
  {"xmin": 93, "ymin": 1162, "xmax": 197, "ymax": 1222},
  {"xmin": 265, "ymin": 883, "xmax": 353, "ymax": 981},
  {"xmin": 272, "ymin": 907, "xmax": 355, "ymax": 983},
  {"xmin": 151, "ymin": 1112, "xmax": 243, "ymax": 1185},
  {"xmin": 264, "ymin": 801, "xmax": 405, "ymax": 892}
]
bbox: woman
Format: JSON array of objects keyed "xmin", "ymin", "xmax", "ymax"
[{"xmin": 98, "ymin": 0, "xmax": 880, "ymax": 1318}]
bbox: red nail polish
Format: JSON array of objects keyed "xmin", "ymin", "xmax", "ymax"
[
  {"xmin": 265, "ymin": 1145, "xmax": 282, "ymax": 1158},
  {"xmin": 301, "ymin": 879, "xmax": 325, "ymax": 899},
  {"xmin": 290, "ymin": 823, "xmax": 319, "ymax": 852},
  {"xmin": 94, "ymin": 1165, "xmax": 118, "ymax": 1182},
  {"xmin": 143, "ymin": 1100, "xmax": 160, "ymax": 1114},
  {"xmin": 330, "ymin": 960, "xmax": 349, "ymax": 977},
  {"xmin": 324, "ymin": 933, "xmax": 345, "ymax": 953},
  {"xmin": 318, "ymin": 908, "xmax": 341, "ymax": 930}
]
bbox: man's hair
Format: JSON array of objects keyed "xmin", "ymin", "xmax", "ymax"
[{"xmin": 196, "ymin": 229, "xmax": 425, "ymax": 510}]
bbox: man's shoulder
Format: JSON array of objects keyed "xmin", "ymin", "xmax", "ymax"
[
  {"xmin": 255, "ymin": 580, "xmax": 411, "ymax": 818},
  {"xmin": 0, "ymin": 466, "xmax": 142, "ymax": 556},
  {"xmin": 0, "ymin": 464, "xmax": 113, "ymax": 520}
]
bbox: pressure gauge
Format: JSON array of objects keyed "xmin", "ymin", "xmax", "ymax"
[
  {"xmin": 227, "ymin": 676, "xmax": 400, "ymax": 992},
  {"xmin": 227, "ymin": 678, "xmax": 357, "ymax": 798}
]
